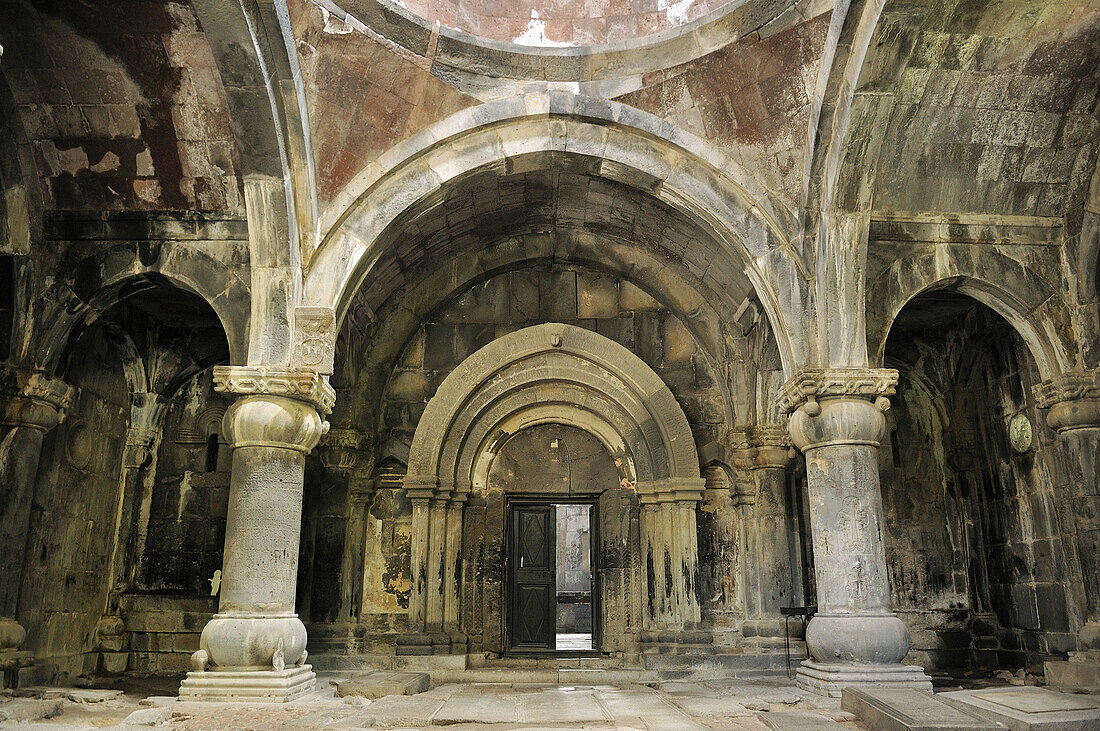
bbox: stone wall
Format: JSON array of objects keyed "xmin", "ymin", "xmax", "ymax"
[{"xmin": 17, "ymin": 325, "xmax": 130, "ymax": 678}]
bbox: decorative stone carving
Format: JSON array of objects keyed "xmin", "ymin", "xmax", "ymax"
[
  {"xmin": 293, "ymin": 307, "xmax": 337, "ymax": 376},
  {"xmin": 0, "ymin": 369, "xmax": 76, "ymax": 432},
  {"xmin": 213, "ymin": 366, "xmax": 336, "ymax": 415},
  {"xmin": 320, "ymin": 428, "xmax": 374, "ymax": 475},
  {"xmin": 1035, "ymin": 369, "xmax": 1100, "ymax": 432},
  {"xmin": 778, "ymin": 368, "xmax": 898, "ymax": 416}
]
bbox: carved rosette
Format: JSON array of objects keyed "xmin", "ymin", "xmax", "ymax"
[
  {"xmin": 0, "ymin": 368, "xmax": 76, "ymax": 432},
  {"xmin": 1034, "ymin": 369, "xmax": 1100, "ymax": 433}
]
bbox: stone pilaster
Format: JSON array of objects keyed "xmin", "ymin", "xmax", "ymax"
[
  {"xmin": 319, "ymin": 428, "xmax": 374, "ymax": 622},
  {"xmin": 1035, "ymin": 369, "xmax": 1100, "ymax": 690},
  {"xmin": 179, "ymin": 367, "xmax": 333, "ymax": 702},
  {"xmin": 740, "ymin": 425, "xmax": 799, "ymax": 642},
  {"xmin": 639, "ymin": 477, "xmax": 709, "ymax": 654},
  {"xmin": 397, "ymin": 475, "xmax": 466, "ymax": 657},
  {"xmin": 0, "ymin": 368, "xmax": 74, "ymax": 685},
  {"xmin": 780, "ymin": 368, "xmax": 931, "ymax": 697}
]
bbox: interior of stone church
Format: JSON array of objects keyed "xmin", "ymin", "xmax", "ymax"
[{"xmin": 0, "ymin": 0, "xmax": 1098, "ymax": 727}]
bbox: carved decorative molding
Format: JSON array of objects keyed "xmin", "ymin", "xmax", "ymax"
[
  {"xmin": 1034, "ymin": 369, "xmax": 1100, "ymax": 432},
  {"xmin": 293, "ymin": 307, "xmax": 337, "ymax": 376},
  {"xmin": 212, "ymin": 366, "xmax": 336, "ymax": 415},
  {"xmin": 0, "ymin": 367, "xmax": 76, "ymax": 430},
  {"xmin": 320, "ymin": 428, "xmax": 375, "ymax": 473},
  {"xmin": 778, "ymin": 368, "xmax": 899, "ymax": 415},
  {"xmin": 1035, "ymin": 369, "xmax": 1100, "ymax": 409}
]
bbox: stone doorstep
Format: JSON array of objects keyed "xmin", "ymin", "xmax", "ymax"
[
  {"xmin": 940, "ymin": 687, "xmax": 1100, "ymax": 731},
  {"xmin": 841, "ymin": 687, "xmax": 1003, "ymax": 731}
]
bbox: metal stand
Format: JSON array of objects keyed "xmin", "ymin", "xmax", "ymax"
[{"xmin": 781, "ymin": 605, "xmax": 816, "ymax": 678}]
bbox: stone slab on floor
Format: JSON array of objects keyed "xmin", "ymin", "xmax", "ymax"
[
  {"xmin": 842, "ymin": 687, "xmax": 1003, "ymax": 730},
  {"xmin": 333, "ymin": 670, "xmax": 430, "ymax": 698},
  {"xmin": 757, "ymin": 711, "xmax": 851, "ymax": 730},
  {"xmin": 940, "ymin": 686, "xmax": 1100, "ymax": 730}
]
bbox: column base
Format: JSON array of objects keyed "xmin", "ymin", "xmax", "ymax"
[
  {"xmin": 796, "ymin": 660, "xmax": 932, "ymax": 698},
  {"xmin": 178, "ymin": 665, "xmax": 317, "ymax": 702}
]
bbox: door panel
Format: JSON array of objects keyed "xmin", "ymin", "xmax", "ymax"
[{"xmin": 509, "ymin": 503, "xmax": 556, "ymax": 650}]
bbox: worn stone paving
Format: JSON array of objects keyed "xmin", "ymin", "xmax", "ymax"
[{"xmin": 0, "ymin": 678, "xmax": 868, "ymax": 730}]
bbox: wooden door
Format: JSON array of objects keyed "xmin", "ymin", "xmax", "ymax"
[{"xmin": 509, "ymin": 503, "xmax": 556, "ymax": 651}]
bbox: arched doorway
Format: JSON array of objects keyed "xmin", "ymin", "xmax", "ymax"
[
  {"xmin": 880, "ymin": 289, "xmax": 1078, "ymax": 672},
  {"xmin": 396, "ymin": 323, "xmax": 707, "ymax": 657}
]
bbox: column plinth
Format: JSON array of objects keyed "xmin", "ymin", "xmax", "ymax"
[
  {"xmin": 781, "ymin": 369, "xmax": 931, "ymax": 697},
  {"xmin": 180, "ymin": 367, "xmax": 333, "ymax": 702}
]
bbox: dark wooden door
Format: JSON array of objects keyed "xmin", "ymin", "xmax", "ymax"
[{"xmin": 509, "ymin": 503, "xmax": 556, "ymax": 651}]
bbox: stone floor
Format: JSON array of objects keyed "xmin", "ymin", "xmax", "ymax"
[{"xmin": 0, "ymin": 675, "xmax": 869, "ymax": 730}]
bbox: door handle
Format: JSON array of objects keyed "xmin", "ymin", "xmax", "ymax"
[{"xmin": 520, "ymin": 556, "xmax": 524, "ymax": 568}]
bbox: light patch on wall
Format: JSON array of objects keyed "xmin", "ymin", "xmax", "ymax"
[
  {"xmin": 320, "ymin": 5, "xmax": 354, "ymax": 34},
  {"xmin": 659, "ymin": 0, "xmax": 695, "ymax": 26},
  {"xmin": 513, "ymin": 10, "xmax": 575, "ymax": 47},
  {"xmin": 90, "ymin": 151, "xmax": 121, "ymax": 174}
]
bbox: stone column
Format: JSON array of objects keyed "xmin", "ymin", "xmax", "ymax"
[
  {"xmin": 1035, "ymin": 369, "xmax": 1100, "ymax": 690},
  {"xmin": 0, "ymin": 369, "xmax": 74, "ymax": 682},
  {"xmin": 780, "ymin": 369, "xmax": 931, "ymax": 697},
  {"xmin": 740, "ymin": 426, "xmax": 799, "ymax": 645},
  {"xmin": 639, "ymin": 478, "xmax": 707, "ymax": 653},
  {"xmin": 179, "ymin": 367, "xmax": 333, "ymax": 702}
]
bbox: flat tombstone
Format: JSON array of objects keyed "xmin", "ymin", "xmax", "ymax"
[
  {"xmin": 969, "ymin": 688, "xmax": 1100, "ymax": 714},
  {"xmin": 941, "ymin": 687, "xmax": 1100, "ymax": 731},
  {"xmin": 842, "ymin": 687, "xmax": 1003, "ymax": 731}
]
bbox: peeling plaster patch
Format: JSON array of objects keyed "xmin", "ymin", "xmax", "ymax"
[
  {"xmin": 58, "ymin": 146, "xmax": 89, "ymax": 176},
  {"xmin": 90, "ymin": 151, "xmax": 121, "ymax": 174},
  {"xmin": 659, "ymin": 0, "xmax": 695, "ymax": 26},
  {"xmin": 320, "ymin": 6, "xmax": 353, "ymax": 34},
  {"xmin": 513, "ymin": 10, "xmax": 575, "ymax": 47}
]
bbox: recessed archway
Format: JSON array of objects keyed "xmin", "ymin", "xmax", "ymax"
[{"xmin": 398, "ymin": 323, "xmax": 707, "ymax": 656}]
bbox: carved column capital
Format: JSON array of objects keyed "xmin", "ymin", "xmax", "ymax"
[
  {"xmin": 747, "ymin": 424, "xmax": 793, "ymax": 470},
  {"xmin": 778, "ymin": 368, "xmax": 898, "ymax": 416},
  {"xmin": 780, "ymin": 369, "xmax": 897, "ymax": 452},
  {"xmin": 220, "ymin": 395, "xmax": 328, "ymax": 454},
  {"xmin": 1035, "ymin": 369, "xmax": 1100, "ymax": 432},
  {"xmin": 213, "ymin": 366, "xmax": 335, "ymax": 415},
  {"xmin": 320, "ymin": 428, "xmax": 375, "ymax": 475},
  {"xmin": 0, "ymin": 368, "xmax": 76, "ymax": 432}
]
